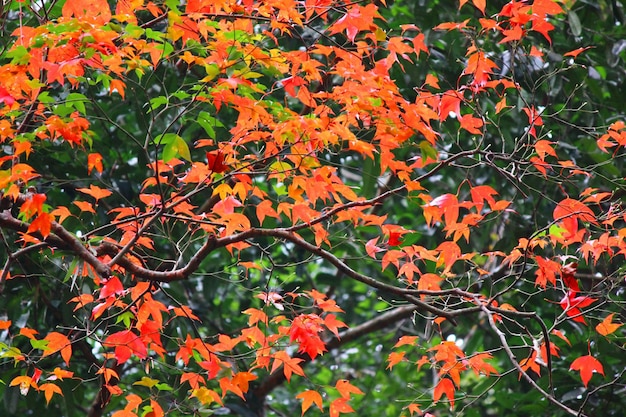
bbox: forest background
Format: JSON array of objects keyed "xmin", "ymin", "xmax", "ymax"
[{"xmin": 1, "ymin": 0, "xmax": 625, "ymax": 416}]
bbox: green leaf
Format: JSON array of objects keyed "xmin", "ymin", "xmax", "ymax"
[
  {"xmin": 568, "ymin": 11, "xmax": 582, "ymax": 37},
  {"xmin": 6, "ymin": 46, "xmax": 29, "ymax": 64},
  {"xmin": 224, "ymin": 30, "xmax": 249, "ymax": 42},
  {"xmin": 419, "ymin": 140, "xmax": 438, "ymax": 160},
  {"xmin": 66, "ymin": 93, "xmax": 87, "ymax": 114},
  {"xmin": 196, "ymin": 111, "xmax": 224, "ymax": 138},
  {"xmin": 154, "ymin": 133, "xmax": 178, "ymax": 145},
  {"xmin": 203, "ymin": 64, "xmax": 221, "ymax": 82},
  {"xmin": 172, "ymin": 91, "xmax": 191, "ymax": 100},
  {"xmin": 62, "ymin": 258, "xmax": 80, "ymax": 283},
  {"xmin": 145, "ymin": 28, "xmax": 164, "ymax": 41},
  {"xmin": 30, "ymin": 339, "xmax": 49, "ymax": 351},
  {"xmin": 548, "ymin": 224, "xmax": 566, "ymax": 239},
  {"xmin": 162, "ymin": 135, "xmax": 191, "ymax": 162},
  {"xmin": 149, "ymin": 96, "xmax": 168, "ymax": 113},
  {"xmin": 115, "ymin": 311, "xmax": 135, "ymax": 328},
  {"xmin": 155, "ymin": 383, "xmax": 173, "ymax": 391},
  {"xmin": 150, "ymin": 41, "xmax": 174, "ymax": 61},
  {"xmin": 0, "ymin": 343, "xmax": 23, "ymax": 361},
  {"xmin": 37, "ymin": 92, "xmax": 54, "ymax": 104}
]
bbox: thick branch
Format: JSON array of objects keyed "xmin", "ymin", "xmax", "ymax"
[
  {"xmin": 0, "ymin": 208, "xmax": 112, "ymax": 279},
  {"xmin": 254, "ymin": 229, "xmax": 457, "ymax": 322},
  {"xmin": 0, "ymin": 204, "xmax": 457, "ymax": 320},
  {"xmin": 95, "ymin": 235, "xmax": 217, "ymax": 281}
]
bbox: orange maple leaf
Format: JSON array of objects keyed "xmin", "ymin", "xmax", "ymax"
[
  {"xmin": 289, "ymin": 314, "xmax": 327, "ymax": 359},
  {"xmin": 500, "ymin": 25, "xmax": 524, "ymax": 44},
  {"xmin": 329, "ymin": 397, "xmax": 355, "ymax": 417},
  {"xmin": 73, "ymin": 200, "xmax": 96, "ymax": 214},
  {"xmin": 433, "ymin": 377, "xmax": 456, "ymax": 408},
  {"xmin": 553, "ymin": 198, "xmax": 597, "ymax": 237},
  {"xmin": 469, "ymin": 184, "xmax": 498, "ymax": 213},
  {"xmin": 146, "ymin": 399, "xmax": 164, "ymax": 417},
  {"xmin": 596, "ymin": 313, "xmax": 623, "ymax": 336},
  {"xmin": 296, "ymin": 390, "xmax": 324, "ymax": 415},
  {"xmin": 463, "ymin": 50, "xmax": 498, "ymax": 89},
  {"xmin": 532, "ymin": 0, "xmax": 564, "ymax": 16},
  {"xmin": 534, "ymin": 256, "xmax": 560, "ymax": 288},
  {"xmin": 417, "ymin": 273, "xmax": 443, "ymax": 297},
  {"xmin": 458, "ymin": 113, "xmax": 484, "ymax": 135},
  {"xmin": 87, "ymin": 152, "xmax": 104, "ymax": 175},
  {"xmin": 551, "ymin": 329, "xmax": 572, "ymax": 346},
  {"xmin": 424, "ymin": 193, "xmax": 459, "ymax": 226},
  {"xmin": 39, "ymin": 383, "xmax": 63, "ymax": 405},
  {"xmin": 10, "ymin": 375, "xmax": 38, "ymax": 395},
  {"xmin": 231, "ymin": 371, "xmax": 257, "ymax": 394},
  {"xmin": 50, "ymin": 367, "xmax": 74, "ymax": 381},
  {"xmin": 459, "ymin": 0, "xmax": 486, "ymax": 14},
  {"xmin": 256, "ymin": 199, "xmax": 279, "ymax": 225},
  {"xmin": 181, "ymin": 372, "xmax": 206, "ymax": 390},
  {"xmin": 386, "ymin": 351, "xmax": 406, "ymax": 370},
  {"xmin": 20, "ymin": 193, "xmax": 46, "ymax": 220},
  {"xmin": 96, "ymin": 366, "xmax": 119, "ymax": 384},
  {"xmin": 434, "ymin": 19, "xmax": 470, "ymax": 31},
  {"xmin": 564, "ymin": 46, "xmax": 592, "ymax": 59},
  {"xmin": 50, "ymin": 206, "xmax": 73, "ymax": 224},
  {"xmin": 20, "ymin": 327, "xmax": 39, "ymax": 339},
  {"xmin": 394, "ymin": 335, "xmax": 419, "ymax": 348},
  {"xmin": 407, "ymin": 403, "xmax": 422, "ymax": 416},
  {"xmin": 323, "ymin": 314, "xmax": 348, "ymax": 338},
  {"xmin": 77, "ymin": 184, "xmax": 113, "ymax": 203},
  {"xmin": 99, "ymin": 276, "xmax": 125, "ymax": 299},
  {"xmin": 62, "ymin": 0, "xmax": 112, "ymax": 25},
  {"xmin": 41, "ymin": 332, "xmax": 72, "ymax": 366},
  {"xmin": 465, "ymin": 353, "xmax": 498, "ymax": 377},
  {"xmin": 335, "ymin": 379, "xmax": 364, "ymax": 398},
  {"xmin": 271, "ymin": 351, "xmax": 305, "ymax": 382},
  {"xmin": 328, "ymin": 3, "xmax": 381, "ymax": 43},
  {"xmin": 242, "ymin": 308, "xmax": 268, "ymax": 326}
]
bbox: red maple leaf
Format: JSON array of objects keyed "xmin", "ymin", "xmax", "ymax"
[
  {"xmin": 570, "ymin": 355, "xmax": 604, "ymax": 387},
  {"xmin": 553, "ymin": 198, "xmax": 596, "ymax": 237},
  {"xmin": 289, "ymin": 314, "xmax": 327, "ymax": 359},
  {"xmin": 103, "ymin": 330, "xmax": 148, "ymax": 363},
  {"xmin": 206, "ymin": 150, "xmax": 228, "ymax": 173},
  {"xmin": 99, "ymin": 276, "xmax": 125, "ymax": 299},
  {"xmin": 0, "ymin": 86, "xmax": 16, "ymax": 106},
  {"xmin": 463, "ymin": 50, "xmax": 498, "ymax": 90},
  {"xmin": 559, "ymin": 290, "xmax": 596, "ymax": 323}
]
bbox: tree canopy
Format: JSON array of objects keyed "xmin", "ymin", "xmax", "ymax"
[{"xmin": 1, "ymin": 0, "xmax": 625, "ymax": 416}]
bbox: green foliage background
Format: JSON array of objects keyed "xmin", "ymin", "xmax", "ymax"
[{"xmin": 1, "ymin": 0, "xmax": 625, "ymax": 416}]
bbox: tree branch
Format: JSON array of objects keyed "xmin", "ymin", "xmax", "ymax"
[{"xmin": 477, "ymin": 300, "xmax": 587, "ymax": 417}]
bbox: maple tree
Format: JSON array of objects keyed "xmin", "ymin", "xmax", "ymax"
[{"xmin": 1, "ymin": 0, "xmax": 625, "ymax": 416}]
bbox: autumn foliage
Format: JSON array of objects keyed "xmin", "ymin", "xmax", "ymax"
[{"xmin": 0, "ymin": 0, "xmax": 625, "ymax": 416}]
